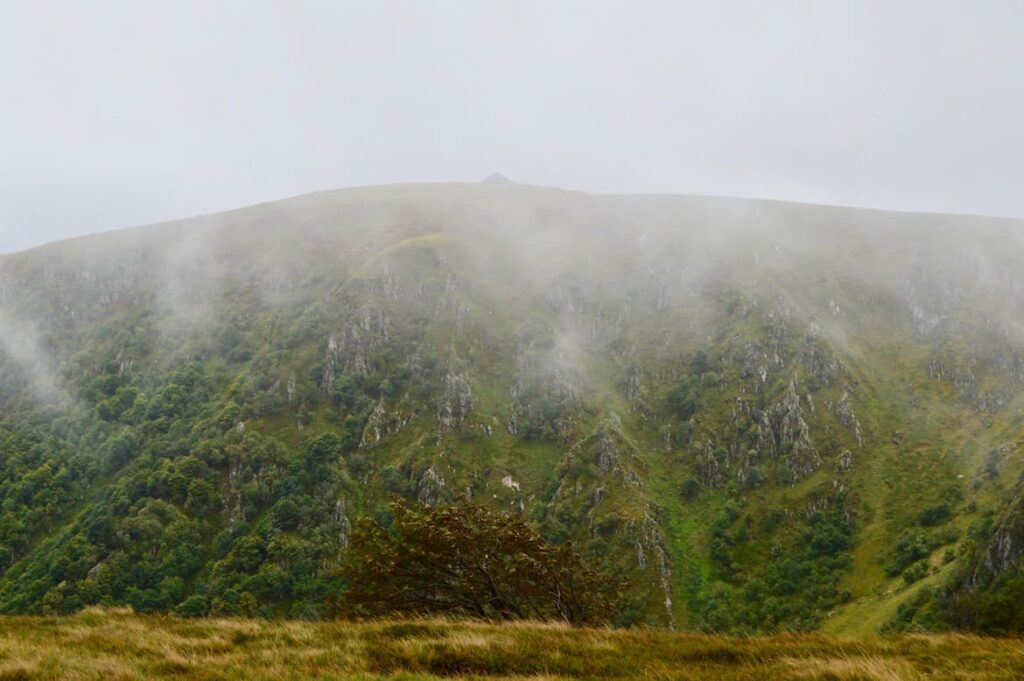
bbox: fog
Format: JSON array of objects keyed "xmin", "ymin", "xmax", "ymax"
[
  {"xmin": 2, "ymin": 1, "xmax": 1024, "ymax": 253},
  {"xmin": 3, "ymin": 4, "xmax": 1024, "ymax": 638}
]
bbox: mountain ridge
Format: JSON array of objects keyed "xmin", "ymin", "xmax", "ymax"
[
  {"xmin": 0, "ymin": 181, "xmax": 1023, "ymax": 632},
  {"xmin": 11, "ymin": 181, "xmax": 1024, "ymax": 259}
]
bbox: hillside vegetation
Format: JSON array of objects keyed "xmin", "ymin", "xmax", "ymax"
[
  {"xmin": 1, "ymin": 608, "xmax": 1023, "ymax": 680},
  {"xmin": 1, "ymin": 182, "xmax": 1024, "ymax": 632}
]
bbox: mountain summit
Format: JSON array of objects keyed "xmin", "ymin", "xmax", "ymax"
[
  {"xmin": 0, "ymin": 182, "xmax": 1021, "ymax": 632},
  {"xmin": 481, "ymin": 171, "xmax": 514, "ymax": 184}
]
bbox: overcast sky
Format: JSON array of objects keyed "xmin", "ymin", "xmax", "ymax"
[{"xmin": 1, "ymin": 1, "xmax": 1022, "ymax": 252}]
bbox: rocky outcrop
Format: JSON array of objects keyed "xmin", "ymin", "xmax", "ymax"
[
  {"xmin": 371, "ymin": 261, "xmax": 407, "ymax": 300},
  {"xmin": 436, "ymin": 371, "xmax": 474, "ymax": 436},
  {"xmin": 833, "ymin": 385, "xmax": 863, "ymax": 447},
  {"xmin": 359, "ymin": 399, "xmax": 415, "ymax": 448},
  {"xmin": 624, "ymin": 366, "xmax": 643, "ymax": 403},
  {"xmin": 734, "ymin": 448, "xmax": 760, "ymax": 486},
  {"xmin": 114, "ymin": 344, "xmax": 134, "ymax": 376},
  {"xmin": 926, "ymin": 345, "xmax": 1024, "ymax": 413},
  {"xmin": 286, "ymin": 373, "xmax": 296, "ymax": 405},
  {"xmin": 631, "ymin": 504, "xmax": 675, "ymax": 628},
  {"xmin": 736, "ymin": 341, "xmax": 782, "ymax": 391},
  {"xmin": 296, "ymin": 402, "xmax": 310, "ymax": 430},
  {"xmin": 735, "ymin": 306, "xmax": 791, "ymax": 390},
  {"xmin": 969, "ymin": 476, "xmax": 1024, "ymax": 587},
  {"xmin": 549, "ymin": 419, "xmax": 671, "ymax": 627},
  {"xmin": 928, "ymin": 353, "xmax": 978, "ymax": 402},
  {"xmin": 333, "ymin": 498, "xmax": 352, "ymax": 548},
  {"xmin": 549, "ymin": 420, "xmax": 644, "ymax": 499},
  {"xmin": 757, "ymin": 378, "xmax": 820, "ymax": 482},
  {"xmin": 417, "ymin": 465, "xmax": 446, "ymax": 506},
  {"xmin": 800, "ymin": 323, "xmax": 843, "ymax": 385},
  {"xmin": 321, "ymin": 306, "xmax": 391, "ymax": 392},
  {"xmin": 762, "ymin": 302, "xmax": 791, "ymax": 357},
  {"xmin": 420, "ymin": 272, "xmax": 471, "ymax": 320},
  {"xmin": 361, "ymin": 400, "xmax": 389, "ymax": 448},
  {"xmin": 835, "ymin": 449, "xmax": 854, "ymax": 473},
  {"xmin": 596, "ymin": 428, "xmax": 618, "ymax": 474},
  {"xmin": 976, "ymin": 391, "xmax": 1008, "ymax": 413},
  {"xmin": 591, "ymin": 422, "xmax": 642, "ymax": 487},
  {"xmin": 699, "ymin": 440, "xmax": 728, "ymax": 489}
]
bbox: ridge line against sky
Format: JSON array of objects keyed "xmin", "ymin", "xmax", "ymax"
[
  {"xmin": 12, "ymin": 181, "xmax": 1024, "ymax": 260},
  {"xmin": 2, "ymin": 0, "xmax": 1023, "ymax": 252}
]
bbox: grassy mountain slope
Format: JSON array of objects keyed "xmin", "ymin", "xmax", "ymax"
[{"xmin": 1, "ymin": 182, "xmax": 1023, "ymax": 630}]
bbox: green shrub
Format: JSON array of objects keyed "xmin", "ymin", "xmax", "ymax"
[
  {"xmin": 919, "ymin": 503, "xmax": 952, "ymax": 526},
  {"xmin": 681, "ymin": 478, "xmax": 700, "ymax": 500},
  {"xmin": 902, "ymin": 560, "xmax": 929, "ymax": 585}
]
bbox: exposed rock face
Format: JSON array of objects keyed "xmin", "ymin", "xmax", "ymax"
[
  {"xmin": 757, "ymin": 378, "xmax": 820, "ymax": 482},
  {"xmin": 762, "ymin": 304, "xmax": 790, "ymax": 358},
  {"xmin": 417, "ymin": 465, "xmax": 446, "ymax": 506},
  {"xmin": 501, "ymin": 475, "xmax": 521, "ymax": 492},
  {"xmin": 970, "ymin": 477, "xmax": 1024, "ymax": 587},
  {"xmin": 356, "ymin": 261, "xmax": 404, "ymax": 301},
  {"xmin": 927, "ymin": 345, "xmax": 1024, "ymax": 413},
  {"xmin": 596, "ymin": 428, "xmax": 618, "ymax": 473},
  {"xmin": 800, "ymin": 323, "xmax": 843, "ymax": 385},
  {"xmin": 590, "ymin": 422, "xmax": 642, "ymax": 487},
  {"xmin": 333, "ymin": 498, "xmax": 352, "ymax": 548},
  {"xmin": 734, "ymin": 449, "xmax": 759, "ymax": 486},
  {"xmin": 549, "ymin": 420, "xmax": 671, "ymax": 627},
  {"xmin": 928, "ymin": 353, "xmax": 977, "ymax": 398},
  {"xmin": 549, "ymin": 420, "xmax": 644, "ymax": 502},
  {"xmin": 835, "ymin": 449, "xmax": 854, "ymax": 473},
  {"xmin": 976, "ymin": 390, "xmax": 1008, "ymax": 414},
  {"xmin": 115, "ymin": 345, "xmax": 134, "ymax": 376},
  {"xmin": 737, "ymin": 341, "xmax": 782, "ymax": 391},
  {"xmin": 631, "ymin": 504, "xmax": 674, "ymax": 628},
  {"xmin": 360, "ymin": 400, "xmax": 388, "ymax": 448},
  {"xmin": 833, "ymin": 385, "xmax": 864, "ymax": 447},
  {"xmin": 0, "ymin": 250, "xmax": 148, "ymax": 323},
  {"xmin": 624, "ymin": 366, "xmax": 644, "ymax": 406},
  {"xmin": 506, "ymin": 327, "xmax": 585, "ymax": 442},
  {"xmin": 423, "ymin": 273, "xmax": 471, "ymax": 322},
  {"xmin": 359, "ymin": 400, "xmax": 414, "ymax": 448},
  {"xmin": 322, "ymin": 306, "xmax": 391, "ymax": 392},
  {"xmin": 436, "ymin": 371, "xmax": 474, "ymax": 436},
  {"xmin": 626, "ymin": 369, "xmax": 641, "ymax": 399},
  {"xmin": 699, "ymin": 440, "xmax": 727, "ymax": 489}
]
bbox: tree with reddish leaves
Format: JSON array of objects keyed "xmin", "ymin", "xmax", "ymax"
[{"xmin": 340, "ymin": 498, "xmax": 618, "ymax": 626}]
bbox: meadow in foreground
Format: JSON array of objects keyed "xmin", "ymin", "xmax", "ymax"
[{"xmin": 0, "ymin": 608, "xmax": 1022, "ymax": 680}]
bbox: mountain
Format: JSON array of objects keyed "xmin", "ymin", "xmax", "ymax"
[{"xmin": 1, "ymin": 182, "xmax": 1023, "ymax": 631}]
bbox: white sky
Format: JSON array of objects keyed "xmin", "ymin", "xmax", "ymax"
[{"xmin": 1, "ymin": 0, "xmax": 1023, "ymax": 252}]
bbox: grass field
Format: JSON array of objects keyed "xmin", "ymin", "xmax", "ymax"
[{"xmin": 0, "ymin": 609, "xmax": 1022, "ymax": 680}]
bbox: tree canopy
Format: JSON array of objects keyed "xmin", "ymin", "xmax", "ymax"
[{"xmin": 341, "ymin": 499, "xmax": 617, "ymax": 626}]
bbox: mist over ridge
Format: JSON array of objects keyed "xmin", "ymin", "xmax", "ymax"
[{"xmin": 0, "ymin": 179, "xmax": 1024, "ymax": 632}]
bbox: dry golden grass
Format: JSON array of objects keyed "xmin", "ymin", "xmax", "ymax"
[{"xmin": 0, "ymin": 608, "xmax": 1021, "ymax": 680}]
